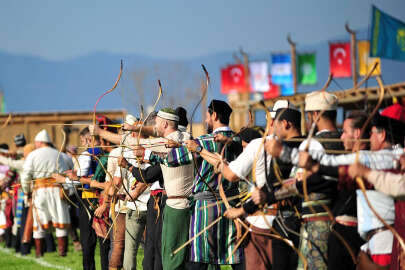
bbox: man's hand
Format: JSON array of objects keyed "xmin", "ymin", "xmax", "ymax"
[
  {"xmin": 298, "ymin": 151, "xmax": 319, "ymax": 172},
  {"xmin": 118, "ymin": 156, "xmax": 129, "ymax": 168},
  {"xmin": 65, "ymin": 170, "xmax": 78, "ymax": 181},
  {"xmin": 166, "ymin": 139, "xmax": 180, "ymax": 148},
  {"xmin": 88, "ymin": 124, "xmax": 101, "ymax": 136},
  {"xmin": 264, "ymin": 139, "xmax": 283, "ymax": 158},
  {"xmin": 214, "ymin": 134, "xmax": 230, "ymax": 144},
  {"xmin": 251, "ymin": 187, "xmax": 267, "ymax": 205},
  {"xmin": 348, "ymin": 162, "xmax": 371, "ymax": 179},
  {"xmin": 94, "ymin": 204, "xmax": 107, "ymax": 218},
  {"xmin": 122, "ymin": 123, "xmax": 137, "ymax": 132},
  {"xmin": 224, "ymin": 207, "xmax": 245, "ymax": 220},
  {"xmin": 400, "ymin": 154, "xmax": 405, "ymax": 171},
  {"xmin": 52, "ymin": 173, "xmax": 66, "ymax": 184},
  {"xmin": 79, "ymin": 177, "xmax": 91, "ymax": 185},
  {"xmin": 185, "ymin": 140, "xmax": 199, "ymax": 152}
]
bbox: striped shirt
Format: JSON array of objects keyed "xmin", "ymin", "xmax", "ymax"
[{"xmin": 150, "ymin": 126, "xmax": 241, "ymax": 194}]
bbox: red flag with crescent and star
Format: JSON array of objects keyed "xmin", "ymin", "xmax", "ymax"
[
  {"xmin": 220, "ymin": 64, "xmax": 248, "ymax": 94},
  {"xmin": 329, "ymin": 42, "xmax": 352, "ymax": 78}
]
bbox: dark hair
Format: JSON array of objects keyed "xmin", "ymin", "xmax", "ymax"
[
  {"xmin": 371, "ymin": 114, "xmax": 405, "ymax": 146},
  {"xmin": 321, "ymin": 110, "xmax": 337, "ymax": 122},
  {"xmin": 0, "ymin": 143, "xmax": 9, "ymax": 151},
  {"xmin": 208, "ymin": 108, "xmax": 230, "ymax": 125},
  {"xmin": 175, "ymin": 107, "xmax": 188, "ymax": 127},
  {"xmin": 207, "ymin": 100, "xmax": 232, "ymax": 125},
  {"xmin": 346, "ymin": 111, "xmax": 369, "ymax": 139},
  {"xmin": 238, "ymin": 128, "xmax": 262, "ymax": 143},
  {"xmin": 276, "ymin": 108, "xmax": 301, "ymax": 131},
  {"xmin": 79, "ymin": 127, "xmax": 90, "ymax": 137}
]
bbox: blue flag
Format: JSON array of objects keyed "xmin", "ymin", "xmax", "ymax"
[
  {"xmin": 271, "ymin": 54, "xmax": 294, "ymax": 96},
  {"xmin": 370, "ymin": 5, "xmax": 405, "ymax": 61}
]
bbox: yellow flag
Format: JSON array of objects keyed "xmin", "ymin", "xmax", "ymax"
[{"xmin": 358, "ymin": 40, "xmax": 381, "ymax": 76}]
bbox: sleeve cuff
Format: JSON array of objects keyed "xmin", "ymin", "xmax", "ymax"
[{"xmin": 242, "ymin": 200, "xmax": 259, "ymax": 214}]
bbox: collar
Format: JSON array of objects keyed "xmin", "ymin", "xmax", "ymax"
[
  {"xmin": 178, "ymin": 125, "xmax": 187, "ymax": 132},
  {"xmin": 315, "ymin": 129, "xmax": 332, "ymax": 136},
  {"xmin": 213, "ymin": 126, "xmax": 232, "ymax": 133}
]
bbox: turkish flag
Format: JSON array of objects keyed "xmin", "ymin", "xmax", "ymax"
[
  {"xmin": 263, "ymin": 75, "xmax": 280, "ymax": 99},
  {"xmin": 329, "ymin": 42, "xmax": 352, "ymax": 78},
  {"xmin": 221, "ymin": 64, "xmax": 247, "ymax": 94}
]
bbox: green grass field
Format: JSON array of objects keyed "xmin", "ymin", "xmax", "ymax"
[
  {"xmin": 0, "ymin": 239, "xmax": 232, "ymax": 269},
  {"xmin": 0, "ymin": 239, "xmax": 143, "ymax": 270}
]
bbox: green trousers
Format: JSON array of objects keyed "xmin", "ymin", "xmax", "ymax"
[{"xmin": 161, "ymin": 205, "xmax": 190, "ymax": 270}]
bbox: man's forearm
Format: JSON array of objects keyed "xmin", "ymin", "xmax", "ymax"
[
  {"xmin": 130, "ymin": 183, "xmax": 148, "ymax": 200},
  {"xmin": 98, "ymin": 129, "xmax": 122, "ymax": 145},
  {"xmin": 199, "ymin": 149, "xmax": 239, "ymax": 182}
]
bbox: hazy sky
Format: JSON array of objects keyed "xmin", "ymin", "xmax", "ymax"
[{"xmin": 1, "ymin": 0, "xmax": 404, "ymax": 61}]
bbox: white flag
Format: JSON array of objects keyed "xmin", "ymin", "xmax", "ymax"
[{"xmin": 249, "ymin": 61, "xmax": 270, "ymax": 92}]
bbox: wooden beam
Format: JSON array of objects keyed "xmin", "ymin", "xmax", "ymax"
[
  {"xmin": 231, "ymin": 81, "xmax": 405, "ymax": 111},
  {"xmin": 287, "ymin": 34, "xmax": 298, "ymax": 95},
  {"xmin": 345, "ymin": 23, "xmax": 358, "ymax": 87}
]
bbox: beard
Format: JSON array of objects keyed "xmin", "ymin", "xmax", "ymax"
[{"xmin": 206, "ymin": 123, "xmax": 213, "ymax": 134}]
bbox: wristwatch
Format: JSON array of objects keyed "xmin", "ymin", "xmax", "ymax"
[{"xmin": 195, "ymin": 145, "xmax": 203, "ymax": 153}]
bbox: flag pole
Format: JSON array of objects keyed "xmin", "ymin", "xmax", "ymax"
[
  {"xmin": 345, "ymin": 22, "xmax": 358, "ymax": 87},
  {"xmin": 0, "ymin": 91, "xmax": 4, "ymax": 114},
  {"xmin": 287, "ymin": 34, "xmax": 297, "ymax": 95},
  {"xmin": 240, "ymin": 47, "xmax": 250, "ymax": 129}
]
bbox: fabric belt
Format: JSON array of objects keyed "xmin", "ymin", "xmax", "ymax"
[
  {"xmin": 302, "ymin": 212, "xmax": 331, "ymax": 222},
  {"xmin": 167, "ymin": 195, "xmax": 188, "ymax": 199},
  {"xmin": 151, "ymin": 189, "xmax": 166, "ymax": 196},
  {"xmin": 302, "ymin": 199, "xmax": 331, "ymax": 215},
  {"xmin": 193, "ymin": 189, "xmax": 239, "ymax": 201},
  {"xmin": 335, "ymin": 215, "xmax": 358, "ymax": 227},
  {"xmin": 33, "ymin": 178, "xmax": 59, "ymax": 189},
  {"xmin": 366, "ymin": 227, "xmax": 389, "ymax": 242}
]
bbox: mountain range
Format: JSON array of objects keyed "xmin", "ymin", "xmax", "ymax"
[{"xmin": 1, "ymin": 29, "xmax": 404, "ymax": 122}]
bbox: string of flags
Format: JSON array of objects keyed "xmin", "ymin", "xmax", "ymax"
[{"xmin": 221, "ymin": 5, "xmax": 404, "ymax": 98}]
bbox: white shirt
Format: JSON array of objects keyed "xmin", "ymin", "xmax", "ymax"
[
  {"xmin": 229, "ymin": 137, "xmax": 271, "ymax": 188},
  {"xmin": 114, "ymin": 149, "xmax": 150, "ymax": 212},
  {"xmin": 76, "ymin": 151, "xmax": 92, "ymax": 177},
  {"xmin": 228, "ymin": 137, "xmax": 274, "ymax": 229},
  {"xmin": 21, "ymin": 147, "xmax": 69, "ymax": 193}
]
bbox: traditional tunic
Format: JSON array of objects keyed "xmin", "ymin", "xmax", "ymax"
[
  {"xmin": 282, "ymin": 144, "xmax": 403, "ymax": 266},
  {"xmin": 158, "ymin": 126, "xmax": 244, "ymax": 264},
  {"xmin": 148, "ymin": 130, "xmax": 194, "ymax": 270},
  {"xmin": 228, "ymin": 136, "xmax": 275, "ymax": 270},
  {"xmin": 295, "ymin": 130, "xmax": 342, "ymax": 270},
  {"xmin": 21, "ymin": 146, "xmax": 71, "ymax": 238},
  {"xmin": 365, "ymin": 170, "xmax": 405, "ymax": 270}
]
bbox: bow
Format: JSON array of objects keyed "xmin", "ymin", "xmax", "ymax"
[
  {"xmin": 192, "ymin": 65, "xmax": 222, "ymax": 205},
  {"xmin": 55, "ymin": 127, "xmax": 79, "ymax": 209}
]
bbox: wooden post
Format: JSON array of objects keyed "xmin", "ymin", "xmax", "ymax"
[
  {"xmin": 346, "ymin": 23, "xmax": 357, "ymax": 87},
  {"xmin": 300, "ymin": 104, "xmax": 306, "ymax": 136},
  {"xmin": 287, "ymin": 34, "xmax": 298, "ymax": 95},
  {"xmin": 0, "ymin": 91, "xmax": 3, "ymax": 113},
  {"xmin": 240, "ymin": 48, "xmax": 250, "ymax": 130}
]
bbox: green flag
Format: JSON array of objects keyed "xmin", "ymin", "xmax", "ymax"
[
  {"xmin": 370, "ymin": 5, "xmax": 405, "ymax": 61},
  {"xmin": 297, "ymin": 53, "xmax": 317, "ymax": 85}
]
